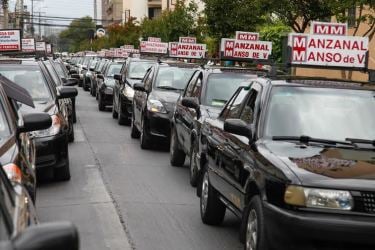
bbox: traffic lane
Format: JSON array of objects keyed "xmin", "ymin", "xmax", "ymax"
[
  {"xmin": 36, "ymin": 120, "xmax": 132, "ymax": 249},
  {"xmin": 77, "ymin": 89, "xmax": 243, "ymax": 250}
]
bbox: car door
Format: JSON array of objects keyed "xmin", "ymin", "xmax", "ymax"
[
  {"xmin": 114, "ymin": 63, "xmax": 125, "ymax": 109},
  {"xmin": 175, "ymin": 72, "xmax": 199, "ymax": 152},
  {"xmin": 133, "ymin": 68, "xmax": 153, "ymax": 129}
]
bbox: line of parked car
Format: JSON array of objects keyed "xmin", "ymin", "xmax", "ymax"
[
  {"xmin": 0, "ymin": 56, "xmax": 80, "ymax": 249},
  {"xmin": 68, "ymin": 54, "xmax": 375, "ymax": 250}
]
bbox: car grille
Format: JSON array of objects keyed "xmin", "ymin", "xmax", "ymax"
[{"xmin": 353, "ymin": 191, "xmax": 375, "ymax": 214}]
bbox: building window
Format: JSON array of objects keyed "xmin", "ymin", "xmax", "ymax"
[{"xmin": 149, "ymin": 8, "xmax": 162, "ymax": 19}]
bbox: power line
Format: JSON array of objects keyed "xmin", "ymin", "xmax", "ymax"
[{"xmin": 16, "ymin": 13, "xmax": 121, "ymax": 22}]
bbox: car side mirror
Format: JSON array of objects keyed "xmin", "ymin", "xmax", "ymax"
[
  {"xmin": 12, "ymin": 222, "xmax": 79, "ymax": 250},
  {"xmin": 57, "ymin": 87, "xmax": 78, "ymax": 99},
  {"xmin": 114, "ymin": 74, "xmax": 121, "ymax": 81},
  {"xmin": 63, "ymin": 78, "xmax": 78, "ymax": 86},
  {"xmin": 224, "ymin": 119, "xmax": 252, "ymax": 140},
  {"xmin": 133, "ymin": 83, "xmax": 146, "ymax": 92},
  {"xmin": 18, "ymin": 113, "xmax": 52, "ymax": 133},
  {"xmin": 69, "ymin": 69, "xmax": 77, "ymax": 74},
  {"xmin": 181, "ymin": 97, "xmax": 200, "ymax": 118}
]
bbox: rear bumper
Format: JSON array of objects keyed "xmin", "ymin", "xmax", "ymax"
[
  {"xmin": 34, "ymin": 133, "xmax": 68, "ymax": 169},
  {"xmin": 264, "ymin": 202, "xmax": 375, "ymax": 249}
]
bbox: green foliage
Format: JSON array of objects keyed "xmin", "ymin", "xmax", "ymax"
[{"xmin": 259, "ymin": 23, "xmax": 290, "ymax": 62}]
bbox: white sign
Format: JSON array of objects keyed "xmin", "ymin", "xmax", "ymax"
[
  {"xmin": 235, "ymin": 31, "xmax": 259, "ymax": 41},
  {"xmin": 114, "ymin": 48, "xmax": 129, "ymax": 58},
  {"xmin": 46, "ymin": 43, "xmax": 52, "ymax": 54},
  {"xmin": 35, "ymin": 41, "xmax": 46, "ymax": 52},
  {"xmin": 148, "ymin": 37, "xmax": 161, "ymax": 42},
  {"xmin": 0, "ymin": 29, "xmax": 21, "ymax": 52},
  {"xmin": 140, "ymin": 41, "xmax": 168, "ymax": 54},
  {"xmin": 311, "ymin": 21, "xmax": 347, "ymax": 36},
  {"xmin": 21, "ymin": 38, "xmax": 35, "ymax": 52},
  {"xmin": 220, "ymin": 38, "xmax": 272, "ymax": 60},
  {"xmin": 288, "ymin": 33, "xmax": 369, "ymax": 68},
  {"xmin": 96, "ymin": 28, "xmax": 106, "ymax": 38},
  {"xmin": 122, "ymin": 45, "xmax": 134, "ymax": 50},
  {"xmin": 169, "ymin": 42, "xmax": 206, "ymax": 59},
  {"xmin": 179, "ymin": 37, "xmax": 197, "ymax": 44},
  {"xmin": 105, "ymin": 50, "xmax": 115, "ymax": 57}
]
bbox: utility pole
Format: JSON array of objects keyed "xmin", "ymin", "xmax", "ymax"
[
  {"xmin": 31, "ymin": 0, "xmax": 34, "ymax": 37},
  {"xmin": 2, "ymin": 0, "xmax": 9, "ymax": 28},
  {"xmin": 94, "ymin": 0, "xmax": 97, "ymax": 23}
]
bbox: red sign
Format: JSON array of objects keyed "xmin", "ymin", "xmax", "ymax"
[
  {"xmin": 221, "ymin": 38, "xmax": 272, "ymax": 60},
  {"xmin": 148, "ymin": 37, "xmax": 161, "ymax": 42},
  {"xmin": 179, "ymin": 37, "xmax": 197, "ymax": 44},
  {"xmin": 169, "ymin": 42, "xmax": 206, "ymax": 59},
  {"xmin": 235, "ymin": 31, "xmax": 259, "ymax": 41},
  {"xmin": 288, "ymin": 33, "xmax": 368, "ymax": 68},
  {"xmin": 311, "ymin": 21, "xmax": 347, "ymax": 36},
  {"xmin": 0, "ymin": 29, "xmax": 21, "ymax": 52}
]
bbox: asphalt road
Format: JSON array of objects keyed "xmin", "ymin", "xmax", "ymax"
[{"xmin": 37, "ymin": 88, "xmax": 242, "ymax": 250}]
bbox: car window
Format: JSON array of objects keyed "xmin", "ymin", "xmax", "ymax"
[
  {"xmin": 128, "ymin": 61, "xmax": 155, "ymax": 79},
  {"xmin": 184, "ymin": 73, "xmax": 199, "ymax": 97},
  {"xmin": 221, "ymin": 86, "xmax": 250, "ymax": 120},
  {"xmin": 240, "ymin": 89, "xmax": 259, "ymax": 124},
  {"xmin": 54, "ymin": 62, "xmax": 67, "ymax": 78},
  {"xmin": 203, "ymin": 73, "xmax": 251, "ymax": 108},
  {"xmin": 144, "ymin": 69, "xmax": 154, "ymax": 91},
  {"xmin": 264, "ymin": 86, "xmax": 375, "ymax": 141},
  {"xmin": 154, "ymin": 67, "xmax": 194, "ymax": 91},
  {"xmin": 44, "ymin": 61, "xmax": 60, "ymax": 85},
  {"xmin": 0, "ymin": 100, "xmax": 11, "ymax": 141},
  {"xmin": 191, "ymin": 77, "xmax": 202, "ymax": 98},
  {"xmin": 106, "ymin": 64, "xmax": 122, "ymax": 78},
  {"xmin": 0, "ymin": 66, "xmax": 53, "ymax": 102}
]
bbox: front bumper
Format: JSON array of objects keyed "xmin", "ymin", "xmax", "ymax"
[
  {"xmin": 119, "ymin": 95, "xmax": 133, "ymax": 120},
  {"xmin": 264, "ymin": 202, "xmax": 375, "ymax": 249},
  {"xmin": 145, "ymin": 110, "xmax": 173, "ymax": 140},
  {"xmin": 34, "ymin": 132, "xmax": 68, "ymax": 169}
]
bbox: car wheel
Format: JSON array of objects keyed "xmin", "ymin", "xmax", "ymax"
[
  {"xmin": 118, "ymin": 98, "xmax": 130, "ymax": 125},
  {"xmin": 140, "ymin": 116, "xmax": 152, "ymax": 149},
  {"xmin": 189, "ymin": 140, "xmax": 199, "ymax": 187},
  {"xmin": 90, "ymin": 82, "xmax": 95, "ymax": 96},
  {"xmin": 54, "ymin": 149, "xmax": 71, "ymax": 181},
  {"xmin": 170, "ymin": 127, "xmax": 186, "ymax": 167},
  {"xmin": 112, "ymin": 99, "xmax": 118, "ymax": 119},
  {"xmin": 98, "ymin": 93, "xmax": 105, "ymax": 111},
  {"xmin": 200, "ymin": 167, "xmax": 226, "ymax": 225},
  {"xmin": 244, "ymin": 196, "xmax": 267, "ymax": 250},
  {"xmin": 83, "ymin": 78, "xmax": 89, "ymax": 91},
  {"xmin": 130, "ymin": 114, "xmax": 140, "ymax": 138}
]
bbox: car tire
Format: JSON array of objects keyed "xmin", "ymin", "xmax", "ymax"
[
  {"xmin": 243, "ymin": 196, "xmax": 267, "ymax": 250},
  {"xmin": 140, "ymin": 116, "xmax": 152, "ymax": 149},
  {"xmin": 112, "ymin": 100, "xmax": 118, "ymax": 119},
  {"xmin": 98, "ymin": 93, "xmax": 105, "ymax": 111},
  {"xmin": 200, "ymin": 167, "xmax": 226, "ymax": 225},
  {"xmin": 54, "ymin": 150, "xmax": 71, "ymax": 181},
  {"xmin": 83, "ymin": 78, "xmax": 89, "ymax": 91},
  {"xmin": 90, "ymin": 82, "xmax": 95, "ymax": 96},
  {"xmin": 170, "ymin": 127, "xmax": 186, "ymax": 167},
  {"xmin": 130, "ymin": 114, "xmax": 140, "ymax": 138},
  {"xmin": 118, "ymin": 98, "xmax": 130, "ymax": 125},
  {"xmin": 189, "ymin": 140, "xmax": 199, "ymax": 187}
]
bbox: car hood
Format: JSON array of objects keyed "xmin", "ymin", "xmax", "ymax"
[
  {"xmin": 126, "ymin": 78, "xmax": 142, "ymax": 87},
  {"xmin": 150, "ymin": 90, "xmax": 181, "ymax": 112},
  {"xmin": 262, "ymin": 140, "xmax": 375, "ymax": 191},
  {"xmin": 202, "ymin": 105, "xmax": 221, "ymax": 119},
  {"xmin": 19, "ymin": 100, "xmax": 57, "ymax": 116}
]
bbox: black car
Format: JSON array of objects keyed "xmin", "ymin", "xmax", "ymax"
[
  {"xmin": 97, "ymin": 61, "xmax": 123, "ymax": 111},
  {"xmin": 113, "ymin": 58, "xmax": 156, "ymax": 125},
  {"xmin": 0, "ymin": 75, "xmax": 51, "ymax": 201},
  {"xmin": 0, "ymin": 164, "xmax": 79, "ymax": 250},
  {"xmin": 131, "ymin": 63, "xmax": 195, "ymax": 149},
  {"xmin": 0, "ymin": 59, "xmax": 78, "ymax": 181},
  {"xmin": 171, "ymin": 68, "xmax": 257, "ymax": 186},
  {"xmin": 197, "ymin": 77, "xmax": 375, "ymax": 249},
  {"xmin": 90, "ymin": 59, "xmax": 109, "ymax": 97},
  {"xmin": 82, "ymin": 56, "xmax": 98, "ymax": 91}
]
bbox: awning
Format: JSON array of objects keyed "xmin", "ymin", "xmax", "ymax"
[{"xmin": 0, "ymin": 74, "xmax": 35, "ymax": 108}]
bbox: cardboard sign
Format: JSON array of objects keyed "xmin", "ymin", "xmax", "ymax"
[
  {"xmin": 35, "ymin": 41, "xmax": 46, "ymax": 52},
  {"xmin": 311, "ymin": 21, "xmax": 347, "ymax": 36},
  {"xmin": 288, "ymin": 33, "xmax": 368, "ymax": 68},
  {"xmin": 179, "ymin": 37, "xmax": 197, "ymax": 44},
  {"xmin": 46, "ymin": 43, "xmax": 52, "ymax": 54},
  {"xmin": 169, "ymin": 42, "xmax": 206, "ymax": 59},
  {"xmin": 0, "ymin": 29, "xmax": 21, "ymax": 52},
  {"xmin": 148, "ymin": 37, "xmax": 161, "ymax": 42},
  {"xmin": 235, "ymin": 31, "xmax": 259, "ymax": 41},
  {"xmin": 140, "ymin": 41, "xmax": 168, "ymax": 54},
  {"xmin": 220, "ymin": 38, "xmax": 272, "ymax": 60},
  {"xmin": 21, "ymin": 38, "xmax": 35, "ymax": 52}
]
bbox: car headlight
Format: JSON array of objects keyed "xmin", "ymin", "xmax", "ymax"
[
  {"xmin": 123, "ymin": 86, "xmax": 134, "ymax": 99},
  {"xmin": 284, "ymin": 185, "xmax": 353, "ymax": 210},
  {"xmin": 31, "ymin": 115, "xmax": 61, "ymax": 137},
  {"xmin": 147, "ymin": 99, "xmax": 167, "ymax": 114}
]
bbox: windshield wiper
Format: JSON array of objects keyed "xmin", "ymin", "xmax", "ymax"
[
  {"xmin": 272, "ymin": 136, "xmax": 354, "ymax": 147},
  {"xmin": 346, "ymin": 138, "xmax": 375, "ymax": 146},
  {"xmin": 157, "ymin": 86, "xmax": 181, "ymax": 91}
]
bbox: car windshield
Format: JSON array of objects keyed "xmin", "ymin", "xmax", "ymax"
[
  {"xmin": 90, "ymin": 60, "xmax": 98, "ymax": 68},
  {"xmin": 0, "ymin": 66, "xmax": 53, "ymax": 102},
  {"xmin": 264, "ymin": 86, "xmax": 375, "ymax": 142},
  {"xmin": 0, "ymin": 103, "xmax": 10, "ymax": 140},
  {"xmin": 54, "ymin": 62, "xmax": 68, "ymax": 78},
  {"xmin": 155, "ymin": 67, "xmax": 194, "ymax": 91},
  {"xmin": 128, "ymin": 61, "xmax": 154, "ymax": 79},
  {"xmin": 204, "ymin": 73, "xmax": 251, "ymax": 107},
  {"xmin": 44, "ymin": 61, "xmax": 61, "ymax": 85},
  {"xmin": 106, "ymin": 64, "xmax": 122, "ymax": 77}
]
